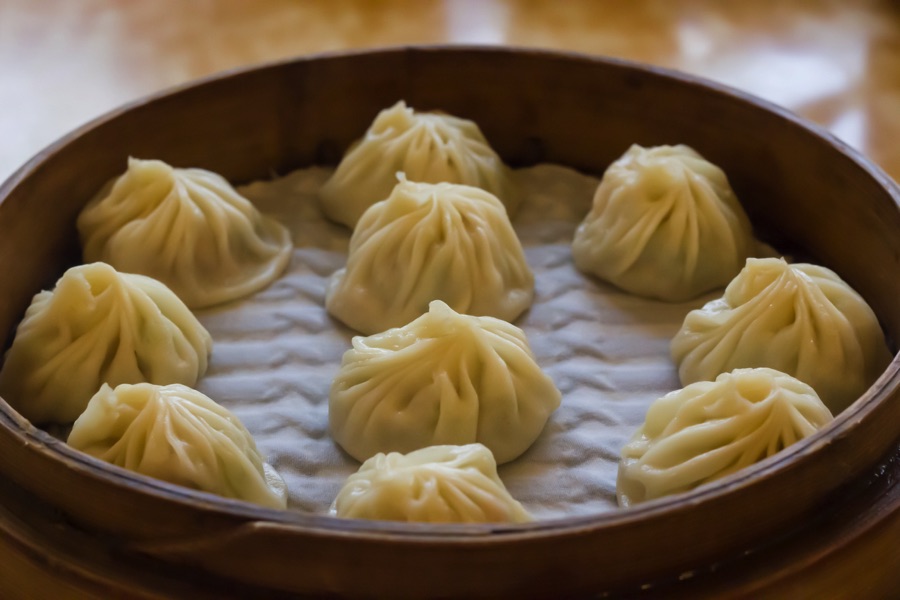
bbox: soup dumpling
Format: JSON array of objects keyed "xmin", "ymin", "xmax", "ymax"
[
  {"xmin": 572, "ymin": 144, "xmax": 754, "ymax": 301},
  {"xmin": 617, "ymin": 368, "xmax": 833, "ymax": 507},
  {"xmin": 671, "ymin": 257, "xmax": 892, "ymax": 414},
  {"xmin": 319, "ymin": 101, "xmax": 518, "ymax": 228},
  {"xmin": 332, "ymin": 443, "xmax": 531, "ymax": 523},
  {"xmin": 329, "ymin": 301, "xmax": 561, "ymax": 464},
  {"xmin": 69, "ymin": 382, "xmax": 287, "ymax": 509},
  {"xmin": 77, "ymin": 158, "xmax": 292, "ymax": 308},
  {"xmin": 0, "ymin": 263, "xmax": 212, "ymax": 424},
  {"xmin": 326, "ymin": 179, "xmax": 534, "ymax": 335}
]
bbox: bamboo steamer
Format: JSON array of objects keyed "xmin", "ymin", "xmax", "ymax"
[{"xmin": 0, "ymin": 47, "xmax": 899, "ymax": 599}]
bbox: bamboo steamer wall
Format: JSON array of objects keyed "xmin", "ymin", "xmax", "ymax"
[{"xmin": 0, "ymin": 48, "xmax": 899, "ymax": 598}]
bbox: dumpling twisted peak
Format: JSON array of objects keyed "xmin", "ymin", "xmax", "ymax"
[
  {"xmin": 68, "ymin": 383, "xmax": 287, "ymax": 509},
  {"xmin": 0, "ymin": 263, "xmax": 212, "ymax": 424},
  {"xmin": 331, "ymin": 443, "xmax": 531, "ymax": 523},
  {"xmin": 77, "ymin": 158, "xmax": 292, "ymax": 308},
  {"xmin": 325, "ymin": 179, "xmax": 534, "ymax": 335},
  {"xmin": 671, "ymin": 257, "xmax": 891, "ymax": 414},
  {"xmin": 572, "ymin": 144, "xmax": 754, "ymax": 301},
  {"xmin": 319, "ymin": 101, "xmax": 518, "ymax": 228},
  {"xmin": 329, "ymin": 301, "xmax": 561, "ymax": 464},
  {"xmin": 617, "ymin": 368, "xmax": 833, "ymax": 507}
]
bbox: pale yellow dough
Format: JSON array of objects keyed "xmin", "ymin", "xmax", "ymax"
[
  {"xmin": 617, "ymin": 368, "xmax": 833, "ymax": 507},
  {"xmin": 77, "ymin": 158, "xmax": 292, "ymax": 309},
  {"xmin": 331, "ymin": 443, "xmax": 531, "ymax": 523},
  {"xmin": 671, "ymin": 257, "xmax": 892, "ymax": 414},
  {"xmin": 329, "ymin": 300, "xmax": 561, "ymax": 464},
  {"xmin": 325, "ymin": 179, "xmax": 534, "ymax": 335},
  {"xmin": 319, "ymin": 100, "xmax": 518, "ymax": 228},
  {"xmin": 572, "ymin": 144, "xmax": 754, "ymax": 301},
  {"xmin": 69, "ymin": 382, "xmax": 287, "ymax": 509},
  {"xmin": 0, "ymin": 263, "xmax": 212, "ymax": 424}
]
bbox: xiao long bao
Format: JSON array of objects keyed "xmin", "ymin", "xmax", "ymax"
[
  {"xmin": 325, "ymin": 179, "xmax": 534, "ymax": 335},
  {"xmin": 319, "ymin": 100, "xmax": 519, "ymax": 228},
  {"xmin": 329, "ymin": 301, "xmax": 561, "ymax": 464},
  {"xmin": 617, "ymin": 368, "xmax": 834, "ymax": 507},
  {"xmin": 331, "ymin": 444, "xmax": 531, "ymax": 524},
  {"xmin": 671, "ymin": 258, "xmax": 892, "ymax": 414},
  {"xmin": 0, "ymin": 263, "xmax": 212, "ymax": 424},
  {"xmin": 572, "ymin": 144, "xmax": 755, "ymax": 301},
  {"xmin": 68, "ymin": 383, "xmax": 287, "ymax": 509},
  {"xmin": 77, "ymin": 158, "xmax": 292, "ymax": 309}
]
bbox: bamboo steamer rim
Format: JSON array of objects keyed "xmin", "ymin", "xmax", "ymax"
[
  {"xmin": 3, "ymin": 370, "xmax": 899, "ymax": 540},
  {"xmin": 0, "ymin": 45, "xmax": 898, "ymax": 546}
]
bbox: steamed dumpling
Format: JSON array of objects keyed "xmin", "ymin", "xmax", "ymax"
[
  {"xmin": 332, "ymin": 443, "xmax": 531, "ymax": 523},
  {"xmin": 77, "ymin": 158, "xmax": 292, "ymax": 308},
  {"xmin": 68, "ymin": 383, "xmax": 287, "ymax": 509},
  {"xmin": 330, "ymin": 301, "xmax": 561, "ymax": 464},
  {"xmin": 671, "ymin": 257, "xmax": 892, "ymax": 414},
  {"xmin": 325, "ymin": 179, "xmax": 534, "ymax": 335},
  {"xmin": 617, "ymin": 368, "xmax": 833, "ymax": 507},
  {"xmin": 319, "ymin": 101, "xmax": 518, "ymax": 228},
  {"xmin": 572, "ymin": 144, "xmax": 754, "ymax": 301},
  {"xmin": 0, "ymin": 263, "xmax": 212, "ymax": 424}
]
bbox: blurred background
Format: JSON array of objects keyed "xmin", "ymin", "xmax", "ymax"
[{"xmin": 1, "ymin": 0, "xmax": 898, "ymax": 182}]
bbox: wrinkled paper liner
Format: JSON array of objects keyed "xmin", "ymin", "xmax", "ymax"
[{"xmin": 194, "ymin": 165, "xmax": 716, "ymax": 519}]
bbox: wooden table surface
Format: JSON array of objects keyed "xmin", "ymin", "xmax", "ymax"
[{"xmin": 2, "ymin": 1, "xmax": 900, "ymax": 598}]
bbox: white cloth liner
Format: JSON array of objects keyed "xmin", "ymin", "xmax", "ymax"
[{"xmin": 194, "ymin": 164, "xmax": 715, "ymax": 519}]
